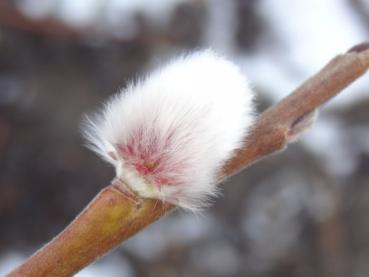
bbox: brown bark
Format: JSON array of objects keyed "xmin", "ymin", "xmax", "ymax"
[
  {"xmin": 222, "ymin": 42, "xmax": 369, "ymax": 178},
  {"xmin": 8, "ymin": 182, "xmax": 173, "ymax": 277}
]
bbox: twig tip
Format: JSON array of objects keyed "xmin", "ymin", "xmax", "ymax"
[{"xmin": 347, "ymin": 42, "xmax": 369, "ymax": 53}]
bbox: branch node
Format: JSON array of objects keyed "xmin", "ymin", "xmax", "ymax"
[{"xmin": 288, "ymin": 109, "xmax": 318, "ymax": 143}]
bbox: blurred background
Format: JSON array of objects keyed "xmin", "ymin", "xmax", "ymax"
[{"xmin": 0, "ymin": 0, "xmax": 368, "ymax": 276}]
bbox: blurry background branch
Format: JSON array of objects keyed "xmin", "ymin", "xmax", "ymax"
[
  {"xmin": 0, "ymin": 1, "xmax": 84, "ymax": 40},
  {"xmin": 0, "ymin": 0, "xmax": 205, "ymax": 47}
]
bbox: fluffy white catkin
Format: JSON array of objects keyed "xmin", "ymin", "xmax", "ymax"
[{"xmin": 84, "ymin": 50, "xmax": 255, "ymax": 211}]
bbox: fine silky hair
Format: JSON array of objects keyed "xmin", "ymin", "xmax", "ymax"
[{"xmin": 84, "ymin": 50, "xmax": 255, "ymax": 212}]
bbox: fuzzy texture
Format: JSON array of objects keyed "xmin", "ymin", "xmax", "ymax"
[{"xmin": 84, "ymin": 50, "xmax": 255, "ymax": 211}]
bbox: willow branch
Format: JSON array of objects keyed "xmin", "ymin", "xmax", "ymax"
[
  {"xmin": 222, "ymin": 42, "xmax": 369, "ymax": 177},
  {"xmin": 7, "ymin": 43, "xmax": 369, "ymax": 277}
]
